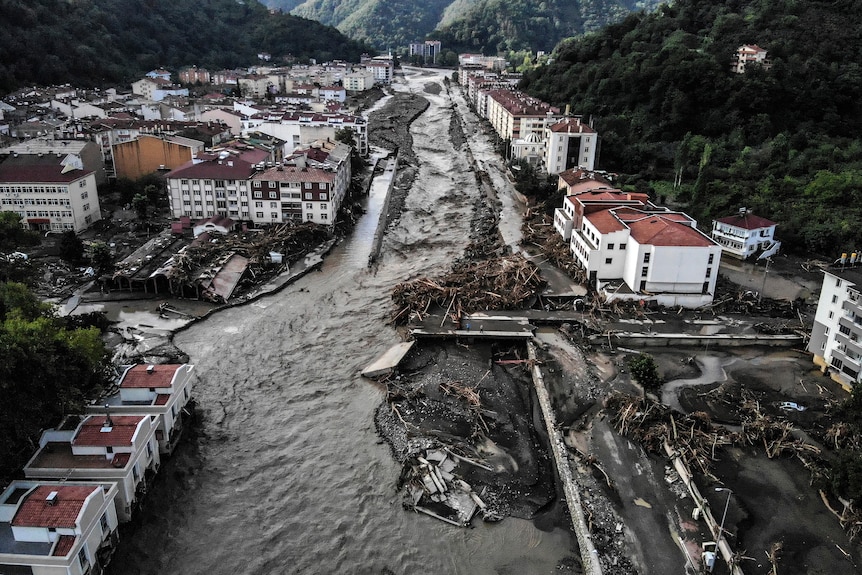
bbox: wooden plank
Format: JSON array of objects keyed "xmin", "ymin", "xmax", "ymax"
[{"xmin": 361, "ymin": 341, "xmax": 416, "ymax": 378}]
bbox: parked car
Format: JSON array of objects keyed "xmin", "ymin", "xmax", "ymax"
[{"xmin": 779, "ymin": 401, "xmax": 806, "ymax": 412}]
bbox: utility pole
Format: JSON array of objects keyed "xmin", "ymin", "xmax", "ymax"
[{"xmin": 758, "ymin": 257, "xmax": 772, "ymax": 305}]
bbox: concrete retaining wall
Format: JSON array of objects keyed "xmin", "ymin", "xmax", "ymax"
[{"xmin": 527, "ymin": 342, "xmax": 603, "ymax": 575}]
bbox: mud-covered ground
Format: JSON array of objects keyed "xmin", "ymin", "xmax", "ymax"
[{"xmin": 374, "ymin": 341, "xmax": 564, "ymax": 523}]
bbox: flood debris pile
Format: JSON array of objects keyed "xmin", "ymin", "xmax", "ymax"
[
  {"xmin": 390, "ymin": 254, "xmax": 545, "ymax": 324},
  {"xmin": 147, "ymin": 224, "xmax": 330, "ymax": 301},
  {"xmin": 607, "ymin": 391, "xmax": 823, "ymax": 481},
  {"xmin": 374, "ymin": 342, "xmax": 557, "ymax": 526},
  {"xmin": 400, "ymin": 449, "xmax": 495, "ymax": 526}
]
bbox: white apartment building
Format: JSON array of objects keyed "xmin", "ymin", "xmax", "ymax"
[
  {"xmin": 0, "ymin": 481, "xmax": 120, "ymax": 575},
  {"xmin": 0, "ymin": 161, "xmax": 101, "ymax": 232},
  {"xmin": 87, "ymin": 364, "xmax": 195, "ymax": 455},
  {"xmin": 570, "ymin": 206, "xmax": 722, "ymax": 308},
  {"xmin": 544, "ymin": 117, "xmax": 597, "ymax": 174},
  {"xmin": 24, "ymin": 415, "xmax": 161, "ymax": 522},
  {"xmin": 808, "ymin": 265, "xmax": 862, "ymax": 392},
  {"xmin": 166, "ymin": 157, "xmax": 258, "ymax": 221}
]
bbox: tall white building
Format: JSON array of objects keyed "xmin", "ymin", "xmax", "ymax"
[
  {"xmin": 808, "ymin": 265, "xmax": 862, "ymax": 392},
  {"xmin": 543, "ymin": 117, "xmax": 597, "ymax": 174},
  {"xmin": 0, "ymin": 161, "xmax": 101, "ymax": 232}
]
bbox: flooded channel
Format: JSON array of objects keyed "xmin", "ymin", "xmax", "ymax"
[{"xmin": 109, "ymin": 69, "xmax": 576, "ymax": 574}]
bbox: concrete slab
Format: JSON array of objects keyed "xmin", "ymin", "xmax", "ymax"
[{"xmin": 361, "ymin": 341, "xmax": 416, "ymax": 378}]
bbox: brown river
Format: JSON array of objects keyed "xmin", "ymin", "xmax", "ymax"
[{"xmin": 107, "ymin": 68, "xmax": 576, "ymax": 574}]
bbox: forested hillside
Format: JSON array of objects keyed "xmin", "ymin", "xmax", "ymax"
[
  {"xmin": 432, "ymin": 0, "xmax": 661, "ymax": 54},
  {"xmin": 279, "ymin": 0, "xmax": 661, "ymax": 52},
  {"xmin": 520, "ymin": 0, "xmax": 862, "ymax": 255},
  {"xmin": 0, "ymin": 0, "xmax": 371, "ymax": 95},
  {"xmin": 291, "ymin": 0, "xmax": 453, "ymax": 49}
]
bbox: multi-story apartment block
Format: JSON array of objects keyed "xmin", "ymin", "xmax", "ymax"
[
  {"xmin": 24, "ymin": 414, "xmax": 161, "ymax": 521},
  {"xmin": 711, "ymin": 210, "xmax": 780, "ymax": 259},
  {"xmin": 808, "ymin": 264, "xmax": 862, "ymax": 391},
  {"xmin": 87, "ymin": 364, "xmax": 195, "ymax": 456},
  {"xmin": 543, "ymin": 116, "xmax": 597, "ymax": 174},
  {"xmin": 409, "ymin": 40, "xmax": 442, "ymax": 64},
  {"xmin": 0, "ymin": 160, "xmax": 101, "ymax": 232},
  {"xmin": 0, "ymin": 481, "xmax": 121, "ymax": 575},
  {"xmin": 179, "ymin": 66, "xmax": 211, "ymax": 85},
  {"xmin": 344, "ymin": 70, "xmax": 376, "ymax": 92},
  {"xmin": 484, "ymin": 89, "xmax": 562, "ymax": 142},
  {"xmin": 166, "ymin": 140, "xmax": 350, "ymax": 226},
  {"xmin": 131, "ymin": 77, "xmax": 188, "ymax": 102}
]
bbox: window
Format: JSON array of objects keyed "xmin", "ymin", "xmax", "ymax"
[
  {"xmin": 825, "ymin": 327, "xmax": 830, "ymax": 335},
  {"xmin": 81, "ymin": 191, "xmax": 88, "ymax": 199},
  {"xmin": 106, "ymin": 446, "xmax": 113, "ymax": 454},
  {"xmin": 833, "ymin": 295, "xmax": 839, "ymax": 304},
  {"xmin": 605, "ymin": 257, "xmax": 612, "ymax": 264},
  {"xmin": 619, "ymin": 243, "xmax": 626, "ymax": 250},
  {"xmin": 829, "ymin": 311, "xmax": 834, "ymax": 319},
  {"xmin": 840, "ymin": 324, "xmax": 851, "ymax": 336},
  {"xmin": 304, "ymin": 192, "xmax": 312, "ymax": 199},
  {"xmin": 82, "ymin": 203, "xmax": 90, "ymax": 212},
  {"xmin": 147, "ymin": 441, "xmax": 153, "ymax": 459},
  {"xmin": 321, "ymin": 193, "xmax": 328, "ymax": 201},
  {"xmin": 607, "ymin": 243, "xmax": 614, "ymax": 250},
  {"xmin": 306, "ymin": 203, "xmax": 313, "ymax": 210},
  {"xmin": 256, "ymin": 212, "xmax": 264, "ymax": 218},
  {"xmin": 254, "ymin": 201, "xmax": 263, "ymax": 208},
  {"xmin": 268, "ymin": 181, "xmax": 276, "ymax": 188},
  {"xmin": 706, "ymin": 268, "xmax": 712, "ymax": 278},
  {"xmin": 321, "ymin": 213, "xmax": 328, "ymax": 220},
  {"xmin": 100, "ymin": 512, "xmax": 109, "ymax": 534},
  {"xmin": 304, "ymin": 183, "xmax": 312, "ymax": 189},
  {"xmin": 253, "ymin": 191, "xmax": 262, "ymax": 199},
  {"xmin": 644, "ymin": 253, "xmax": 651, "ymax": 263},
  {"xmin": 307, "ymin": 213, "xmax": 314, "ymax": 220},
  {"xmin": 253, "ymin": 181, "xmax": 262, "ymax": 188},
  {"xmin": 270, "ymin": 202, "xmax": 278, "ymax": 209},
  {"xmin": 78, "ymin": 546, "xmax": 89, "ymax": 570},
  {"xmin": 837, "ymin": 279, "xmax": 843, "ymax": 287},
  {"xmin": 641, "ymin": 266, "xmax": 648, "ymax": 277},
  {"xmin": 708, "ymin": 253, "xmax": 714, "ymax": 265},
  {"xmin": 271, "ymin": 212, "xmax": 278, "ymax": 219},
  {"xmin": 640, "ymin": 280, "xmax": 646, "ymax": 291}
]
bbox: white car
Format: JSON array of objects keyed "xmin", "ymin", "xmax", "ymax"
[{"xmin": 779, "ymin": 401, "xmax": 806, "ymax": 412}]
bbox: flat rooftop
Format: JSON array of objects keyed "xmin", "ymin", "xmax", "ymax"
[
  {"xmin": 0, "ymin": 522, "xmax": 52, "ymax": 556},
  {"xmin": 27, "ymin": 442, "xmax": 124, "ymax": 471}
]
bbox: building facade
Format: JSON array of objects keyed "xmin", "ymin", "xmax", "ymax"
[
  {"xmin": 0, "ymin": 481, "xmax": 120, "ymax": 575},
  {"xmin": 808, "ymin": 266, "xmax": 862, "ymax": 392},
  {"xmin": 711, "ymin": 211, "xmax": 780, "ymax": 259},
  {"xmin": 0, "ymin": 162, "xmax": 101, "ymax": 232}
]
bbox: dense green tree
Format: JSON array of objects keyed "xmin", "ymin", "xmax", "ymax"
[
  {"xmin": 0, "ymin": 212, "xmax": 39, "ymax": 252},
  {"xmin": 0, "ymin": 283, "xmax": 110, "ymax": 480},
  {"xmin": 58, "ymin": 231, "xmax": 85, "ymax": 264},
  {"xmin": 90, "ymin": 243, "xmax": 114, "ymax": 276},
  {"xmin": 132, "ymin": 194, "xmax": 149, "ymax": 220},
  {"xmin": 628, "ymin": 353, "xmax": 662, "ymax": 391}
]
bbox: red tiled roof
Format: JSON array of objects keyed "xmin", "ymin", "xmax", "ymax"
[
  {"xmin": 120, "ymin": 364, "xmax": 182, "ymax": 388},
  {"xmin": 155, "ymin": 394, "xmax": 170, "ymax": 406},
  {"xmin": 587, "ymin": 209, "xmax": 626, "ymax": 234},
  {"xmin": 0, "ymin": 164, "xmax": 92, "ymax": 184},
  {"xmin": 627, "ymin": 216, "xmax": 713, "ymax": 247},
  {"xmin": 549, "ymin": 117, "xmax": 595, "ymax": 134},
  {"xmin": 252, "ymin": 166, "xmax": 335, "ymax": 183},
  {"xmin": 12, "ymin": 485, "xmax": 98, "ymax": 528},
  {"xmin": 52, "ymin": 534, "xmax": 77, "ymax": 556},
  {"xmin": 715, "ymin": 213, "xmax": 776, "ymax": 230},
  {"xmin": 74, "ymin": 415, "xmax": 144, "ymax": 447},
  {"xmin": 558, "ymin": 168, "xmax": 612, "ymax": 188}
]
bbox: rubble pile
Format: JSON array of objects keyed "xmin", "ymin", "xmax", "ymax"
[
  {"xmin": 390, "ymin": 254, "xmax": 545, "ymax": 325},
  {"xmin": 166, "ymin": 223, "xmax": 329, "ymax": 285},
  {"xmin": 522, "ymin": 202, "xmax": 586, "ymax": 281},
  {"xmin": 374, "ymin": 342, "xmax": 558, "ymax": 526}
]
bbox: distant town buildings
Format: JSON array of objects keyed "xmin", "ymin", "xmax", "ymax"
[{"xmin": 409, "ymin": 40, "xmax": 442, "ymax": 64}]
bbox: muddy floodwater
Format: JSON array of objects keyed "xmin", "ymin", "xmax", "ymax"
[{"xmin": 108, "ymin": 69, "xmax": 577, "ymax": 574}]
